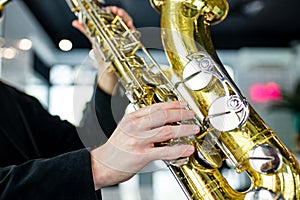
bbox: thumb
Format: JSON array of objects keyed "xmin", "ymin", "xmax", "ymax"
[{"xmin": 72, "ymin": 20, "xmax": 86, "ymax": 34}]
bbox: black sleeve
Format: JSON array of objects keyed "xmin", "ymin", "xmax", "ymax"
[
  {"xmin": 79, "ymin": 85, "xmax": 129, "ymax": 147},
  {"xmin": 95, "ymin": 85, "xmax": 129, "ymax": 137},
  {"xmin": 77, "ymin": 86, "xmax": 111, "ymax": 149},
  {"xmin": 13, "ymin": 90, "xmax": 85, "ymax": 158},
  {"xmin": 0, "ymin": 149, "xmax": 99, "ymax": 200},
  {"xmin": 0, "ymin": 81, "xmax": 87, "ymax": 163}
]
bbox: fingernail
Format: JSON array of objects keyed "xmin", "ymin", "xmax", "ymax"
[{"xmin": 193, "ymin": 125, "xmax": 200, "ymax": 133}]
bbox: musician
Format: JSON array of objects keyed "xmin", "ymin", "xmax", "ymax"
[{"xmin": 0, "ymin": 6, "xmax": 200, "ymax": 200}]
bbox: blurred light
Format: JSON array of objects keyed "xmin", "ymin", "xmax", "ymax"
[
  {"xmin": 18, "ymin": 38, "xmax": 32, "ymax": 51},
  {"xmin": 58, "ymin": 39, "xmax": 73, "ymax": 51},
  {"xmin": 242, "ymin": 0, "xmax": 265, "ymax": 16},
  {"xmin": 50, "ymin": 64, "xmax": 74, "ymax": 85},
  {"xmin": 1, "ymin": 47, "xmax": 18, "ymax": 59},
  {"xmin": 249, "ymin": 82, "xmax": 281, "ymax": 103}
]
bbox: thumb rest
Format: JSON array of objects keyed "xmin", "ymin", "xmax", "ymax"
[{"xmin": 67, "ymin": 0, "xmax": 300, "ymax": 199}]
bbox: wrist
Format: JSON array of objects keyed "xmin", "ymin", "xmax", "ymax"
[
  {"xmin": 97, "ymin": 67, "xmax": 118, "ymax": 95},
  {"xmin": 90, "ymin": 144, "xmax": 134, "ymax": 190},
  {"xmin": 90, "ymin": 148, "xmax": 109, "ymax": 190}
]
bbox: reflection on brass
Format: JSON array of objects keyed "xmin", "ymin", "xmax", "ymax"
[{"xmin": 67, "ymin": 0, "xmax": 300, "ymax": 199}]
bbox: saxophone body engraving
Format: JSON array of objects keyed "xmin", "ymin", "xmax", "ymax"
[{"xmin": 67, "ymin": 0, "xmax": 300, "ymax": 199}]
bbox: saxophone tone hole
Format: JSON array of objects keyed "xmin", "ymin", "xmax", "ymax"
[{"xmin": 249, "ymin": 144, "xmax": 282, "ymax": 175}]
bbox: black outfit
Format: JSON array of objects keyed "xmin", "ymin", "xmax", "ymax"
[
  {"xmin": 75, "ymin": 75, "xmax": 128, "ymax": 151},
  {"xmin": 0, "ymin": 81, "xmax": 108, "ymax": 200}
]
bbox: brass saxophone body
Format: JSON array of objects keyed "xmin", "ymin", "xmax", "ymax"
[
  {"xmin": 67, "ymin": 0, "xmax": 300, "ymax": 199},
  {"xmin": 152, "ymin": 0, "xmax": 300, "ymax": 199}
]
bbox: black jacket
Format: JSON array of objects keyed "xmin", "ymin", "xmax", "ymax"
[{"xmin": 0, "ymin": 81, "xmax": 100, "ymax": 200}]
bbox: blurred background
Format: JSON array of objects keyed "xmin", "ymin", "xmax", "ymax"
[{"xmin": 1, "ymin": 0, "xmax": 300, "ymax": 199}]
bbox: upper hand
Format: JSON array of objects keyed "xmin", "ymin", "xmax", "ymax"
[
  {"xmin": 104, "ymin": 6, "xmax": 135, "ymax": 29},
  {"xmin": 72, "ymin": 6, "xmax": 135, "ymax": 37},
  {"xmin": 71, "ymin": 6, "xmax": 135, "ymax": 95}
]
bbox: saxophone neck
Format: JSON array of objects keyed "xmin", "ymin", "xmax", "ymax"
[
  {"xmin": 195, "ymin": 15, "xmax": 221, "ymax": 65},
  {"xmin": 152, "ymin": 0, "xmax": 228, "ymax": 24},
  {"xmin": 158, "ymin": 0, "xmax": 228, "ymax": 67}
]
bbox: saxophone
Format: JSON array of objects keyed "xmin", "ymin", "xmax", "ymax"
[
  {"xmin": 0, "ymin": 0, "xmax": 11, "ymax": 14},
  {"xmin": 66, "ymin": 0, "xmax": 300, "ymax": 199}
]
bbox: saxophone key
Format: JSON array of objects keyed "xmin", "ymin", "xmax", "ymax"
[{"xmin": 248, "ymin": 144, "xmax": 282, "ymax": 175}]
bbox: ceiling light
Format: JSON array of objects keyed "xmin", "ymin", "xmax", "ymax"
[
  {"xmin": 242, "ymin": 0, "xmax": 265, "ymax": 16},
  {"xmin": 58, "ymin": 39, "xmax": 73, "ymax": 51},
  {"xmin": 18, "ymin": 38, "xmax": 32, "ymax": 51},
  {"xmin": 1, "ymin": 47, "xmax": 18, "ymax": 59}
]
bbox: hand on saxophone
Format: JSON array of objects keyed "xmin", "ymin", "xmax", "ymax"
[
  {"xmin": 90, "ymin": 101, "xmax": 199, "ymax": 190},
  {"xmin": 72, "ymin": 6, "xmax": 135, "ymax": 34},
  {"xmin": 104, "ymin": 6, "xmax": 135, "ymax": 29},
  {"xmin": 72, "ymin": 6, "xmax": 135, "ymax": 95}
]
